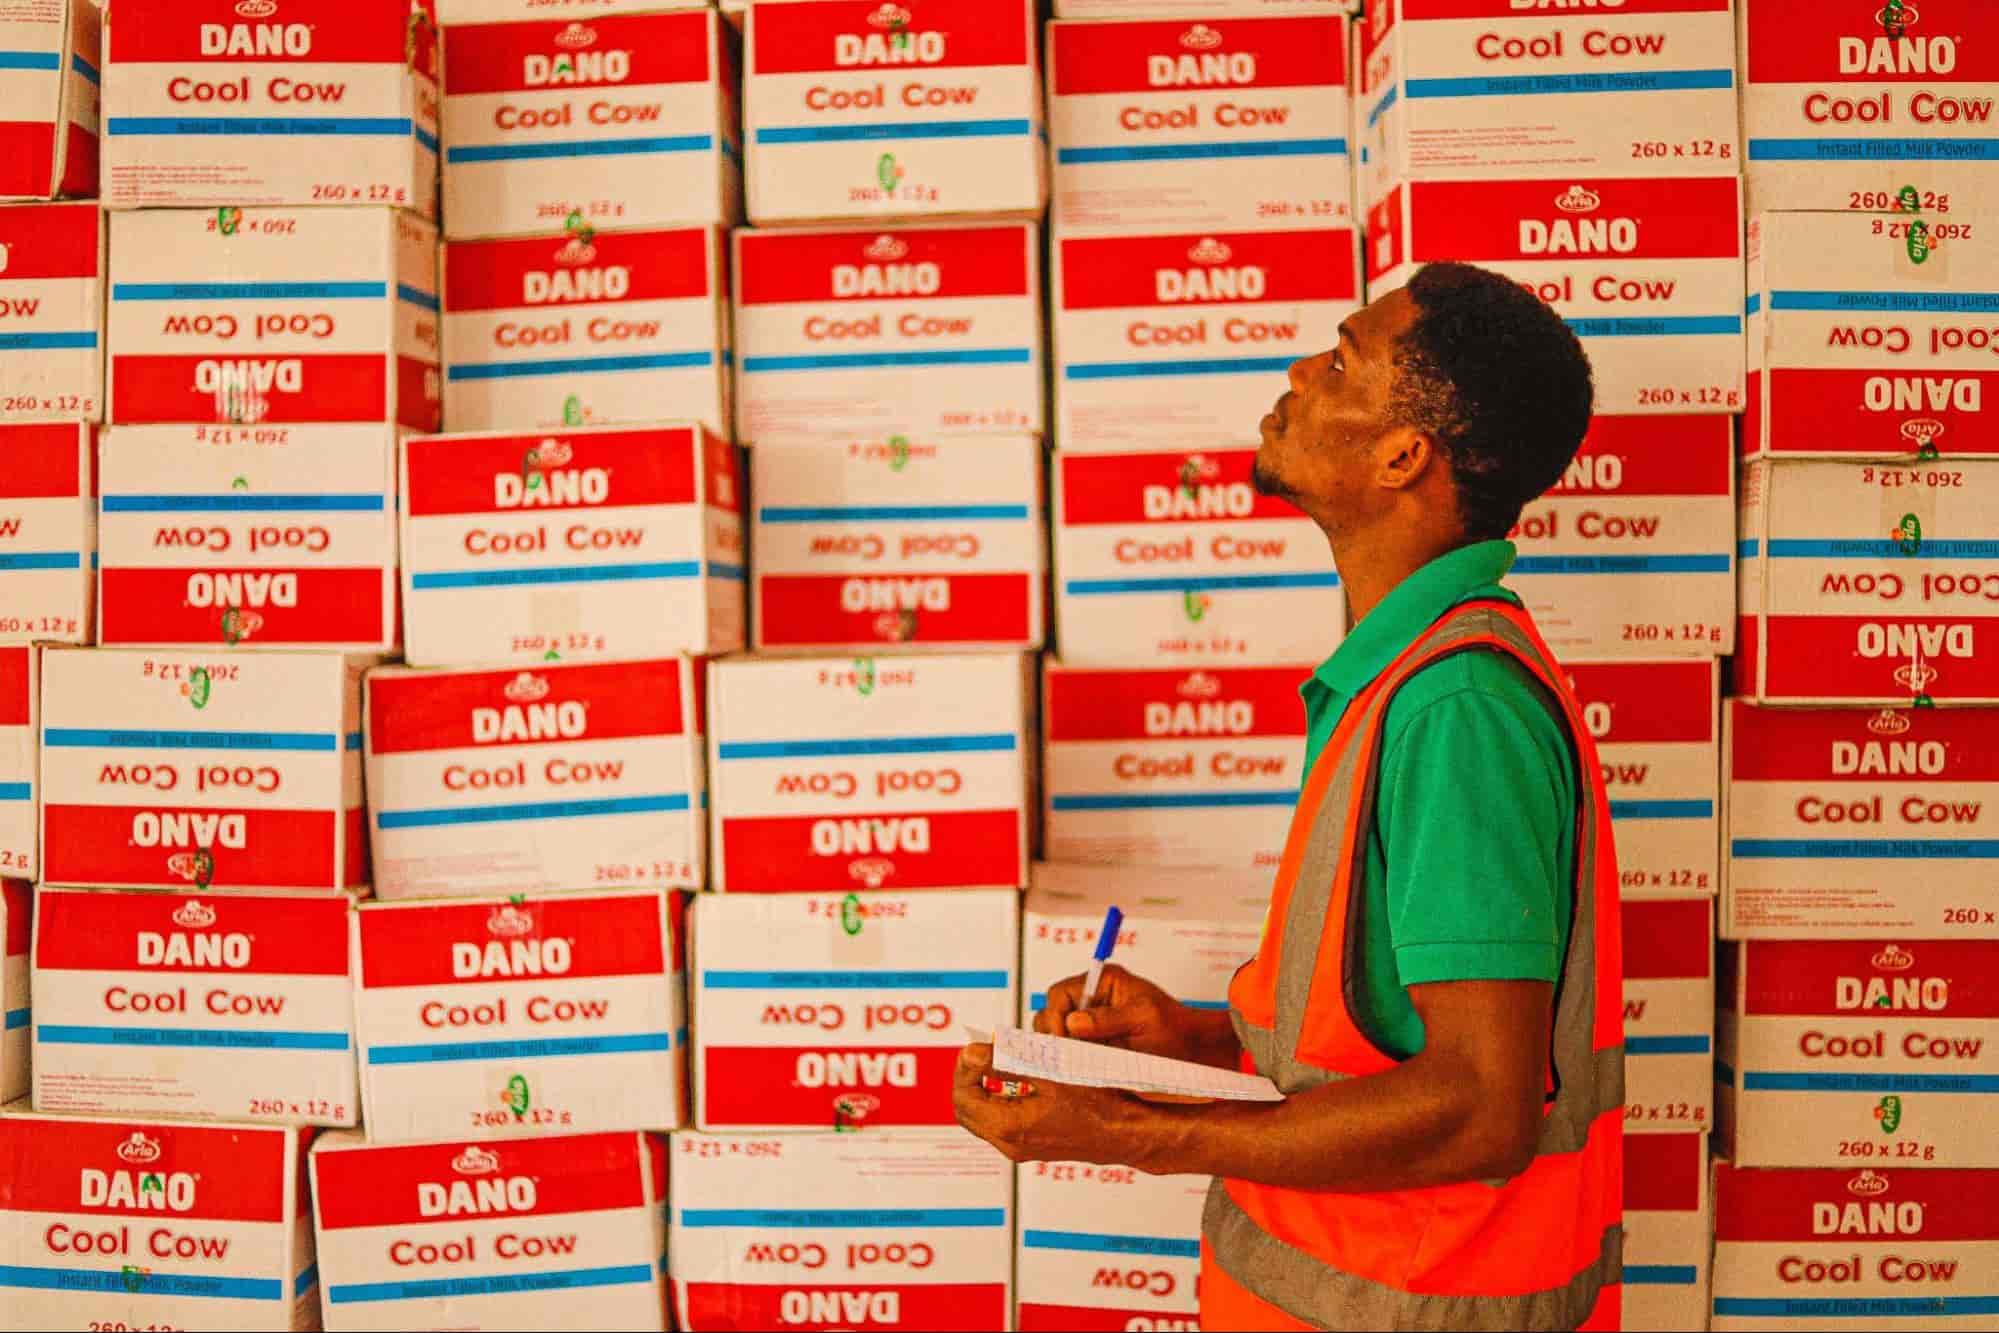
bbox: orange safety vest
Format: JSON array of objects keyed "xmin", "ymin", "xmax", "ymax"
[{"xmin": 1202, "ymin": 599, "xmax": 1625, "ymax": 1333}]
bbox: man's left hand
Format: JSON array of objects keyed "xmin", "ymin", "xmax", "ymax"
[{"xmin": 952, "ymin": 1043, "xmax": 1149, "ymax": 1166}]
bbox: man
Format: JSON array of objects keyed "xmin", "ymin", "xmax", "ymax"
[{"xmin": 955, "ymin": 262, "xmax": 1626, "ymax": 1331}]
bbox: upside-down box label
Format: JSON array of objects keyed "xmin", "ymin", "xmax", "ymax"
[
  {"xmin": 706, "ymin": 653, "xmax": 1031, "ymax": 893},
  {"xmin": 0, "ymin": 422, "xmax": 93, "ymax": 647},
  {"xmin": 751, "ymin": 436, "xmax": 1044, "ymax": 652},
  {"xmin": 1622, "ymin": 896, "xmax": 1713, "ymax": 1137},
  {"xmin": 0, "ymin": 200, "xmax": 102, "ymax": 421},
  {"xmin": 39, "ymin": 647, "xmax": 365, "ymax": 892},
  {"xmin": 2, "ymin": 879, "xmax": 26, "ymax": 1102},
  {"xmin": 0, "ymin": 0, "xmax": 99, "ymax": 200},
  {"xmin": 310, "ymin": 1130, "xmax": 667, "ymax": 1332},
  {"xmin": 352, "ymin": 889, "xmax": 685, "ymax": 1145},
  {"xmin": 0, "ymin": 648, "xmax": 34, "ymax": 881},
  {"xmin": 106, "ymin": 206, "xmax": 440, "ymax": 431},
  {"xmin": 1622, "ymin": 1132, "xmax": 1711, "ymax": 1333},
  {"xmin": 1015, "ymin": 1164, "xmax": 1206, "ymax": 1333},
  {"xmin": 31, "ymin": 887, "xmax": 357, "ymax": 1126},
  {"xmin": 691, "ymin": 890, "xmax": 1015, "ymax": 1131},
  {"xmin": 1568, "ymin": 659, "xmax": 1720, "ymax": 900},
  {"xmin": 365, "ymin": 658, "xmax": 704, "ymax": 899}
]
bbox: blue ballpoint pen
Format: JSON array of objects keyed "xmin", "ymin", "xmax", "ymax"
[{"xmin": 1076, "ymin": 905, "xmax": 1123, "ymax": 1012}]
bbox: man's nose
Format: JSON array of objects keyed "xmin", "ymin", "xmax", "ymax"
[{"xmin": 1289, "ymin": 350, "xmax": 1329, "ymax": 392}]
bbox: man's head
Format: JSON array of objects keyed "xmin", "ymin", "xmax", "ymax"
[{"xmin": 1252, "ymin": 261, "xmax": 1594, "ymax": 546}]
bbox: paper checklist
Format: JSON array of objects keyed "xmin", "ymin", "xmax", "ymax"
[{"xmin": 982, "ymin": 1026, "xmax": 1284, "ymax": 1103}]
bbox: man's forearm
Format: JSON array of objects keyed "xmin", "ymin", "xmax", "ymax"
[{"xmin": 1185, "ymin": 1006, "xmax": 1244, "ymax": 1070}]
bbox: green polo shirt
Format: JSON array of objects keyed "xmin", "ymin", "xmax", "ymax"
[{"xmin": 1301, "ymin": 540, "xmax": 1576, "ymax": 1060}]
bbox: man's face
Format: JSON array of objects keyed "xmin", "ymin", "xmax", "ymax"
[{"xmin": 1253, "ymin": 287, "xmax": 1418, "ymax": 521}]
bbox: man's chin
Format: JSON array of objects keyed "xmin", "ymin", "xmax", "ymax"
[{"xmin": 1250, "ymin": 453, "xmax": 1294, "ymax": 503}]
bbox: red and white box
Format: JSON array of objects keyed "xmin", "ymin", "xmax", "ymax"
[
  {"xmin": 438, "ymin": 0, "xmax": 712, "ymax": 19},
  {"xmin": 310, "ymin": 1131, "xmax": 668, "ymax": 1332},
  {"xmin": 0, "ymin": 0, "xmax": 98, "ymax": 201},
  {"xmin": 0, "ymin": 201, "xmax": 102, "ymax": 421},
  {"xmin": 743, "ymin": 0, "xmax": 1044, "ymax": 225},
  {"xmin": 1508, "ymin": 416, "xmax": 1735, "ymax": 657},
  {"xmin": 1718, "ymin": 939, "xmax": 1999, "ymax": 1168},
  {"xmin": 1724, "ymin": 703, "xmax": 1999, "ymax": 939},
  {"xmin": 400, "ymin": 422, "xmax": 744, "ymax": 667},
  {"xmin": 30, "ymin": 887, "xmax": 358, "ymax": 1126},
  {"xmin": 2, "ymin": 879, "xmax": 26, "ymax": 1101},
  {"xmin": 1736, "ymin": 458, "xmax": 1999, "ymax": 704},
  {"xmin": 690, "ymin": 889, "xmax": 1015, "ymax": 1130},
  {"xmin": 1712, "ymin": 1162, "xmax": 1999, "ymax": 1329},
  {"xmin": 0, "ymin": 422, "xmax": 93, "ymax": 646},
  {"xmin": 102, "ymin": 0, "xmax": 439, "ymax": 213},
  {"xmin": 1623, "ymin": 1133, "xmax": 1712, "ymax": 1333},
  {"xmin": 0, "ymin": 1110, "xmax": 316, "ymax": 1332},
  {"xmin": 440, "ymin": 7, "xmax": 740, "ymax": 241},
  {"xmin": 1621, "ymin": 896, "xmax": 1713, "ymax": 1137},
  {"xmin": 1042, "ymin": 662, "xmax": 1307, "ymax": 873},
  {"xmin": 97, "ymin": 424, "xmax": 399, "ymax": 652},
  {"xmin": 733, "ymin": 222, "xmax": 1043, "ymax": 446},
  {"xmin": 1745, "ymin": 210, "xmax": 1999, "ymax": 462},
  {"xmin": 1367, "ymin": 176, "xmax": 1746, "ymax": 417},
  {"xmin": 1058, "ymin": 0, "xmax": 1346, "ymax": 14},
  {"xmin": 1566, "ymin": 659, "xmax": 1720, "ymax": 899},
  {"xmin": 1048, "ymin": 14, "xmax": 1352, "ymax": 236},
  {"xmin": 106, "ymin": 207, "xmax": 441, "ymax": 432},
  {"xmin": 670, "ymin": 1129, "xmax": 1014, "ymax": 1332},
  {"xmin": 751, "ymin": 436, "xmax": 1044, "ymax": 653},
  {"xmin": 1355, "ymin": 0, "xmax": 1739, "ymax": 215},
  {"xmin": 0, "ymin": 648, "xmax": 34, "ymax": 880},
  {"xmin": 38, "ymin": 648, "xmax": 367, "ymax": 893},
  {"xmin": 1052, "ymin": 227, "xmax": 1360, "ymax": 451},
  {"xmin": 706, "ymin": 652, "xmax": 1032, "ymax": 893},
  {"xmin": 1054, "ymin": 448, "xmax": 1343, "ymax": 666},
  {"xmin": 364, "ymin": 658, "xmax": 706, "ymax": 898},
  {"xmin": 352, "ymin": 890, "xmax": 686, "ymax": 1143},
  {"xmin": 1740, "ymin": 0, "xmax": 1999, "ymax": 217},
  {"xmin": 441, "ymin": 226, "xmax": 729, "ymax": 435}
]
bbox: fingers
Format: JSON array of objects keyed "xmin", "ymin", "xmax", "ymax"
[
  {"xmin": 1035, "ymin": 974, "xmax": 1084, "ymax": 1035},
  {"xmin": 956, "ymin": 1042, "xmax": 994, "ymax": 1086},
  {"xmin": 1064, "ymin": 1004, "xmax": 1140, "ymax": 1042}
]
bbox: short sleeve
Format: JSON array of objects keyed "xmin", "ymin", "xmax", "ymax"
[{"xmin": 1376, "ymin": 666, "xmax": 1577, "ymax": 989}]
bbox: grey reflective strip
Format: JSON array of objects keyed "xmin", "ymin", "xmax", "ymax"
[{"xmin": 1205, "ymin": 1180, "xmax": 1623, "ymax": 1332}]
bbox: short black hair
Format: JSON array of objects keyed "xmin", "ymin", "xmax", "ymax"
[{"xmin": 1387, "ymin": 262, "xmax": 1595, "ymax": 542}]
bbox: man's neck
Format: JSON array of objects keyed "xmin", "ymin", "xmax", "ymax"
[{"xmin": 1330, "ymin": 525, "xmax": 1465, "ymax": 624}]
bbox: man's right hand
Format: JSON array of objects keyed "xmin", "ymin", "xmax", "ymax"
[{"xmin": 1035, "ymin": 964, "xmax": 1240, "ymax": 1069}]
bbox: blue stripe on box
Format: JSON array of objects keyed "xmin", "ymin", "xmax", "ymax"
[
  {"xmin": 0, "ymin": 784, "xmax": 30, "ymax": 802},
  {"xmin": 743, "ymin": 348, "xmax": 1032, "ymax": 373},
  {"xmin": 1064, "ymin": 572, "xmax": 1340, "ymax": 595},
  {"xmin": 1510, "ymin": 554, "xmax": 1731, "ymax": 575},
  {"xmin": 1367, "ymin": 85, "xmax": 1397, "ymax": 130},
  {"xmin": 1749, "ymin": 137, "xmax": 1999, "ymax": 163},
  {"xmin": 1627, "ymin": 1035, "xmax": 1711, "ymax": 1056},
  {"xmin": 1745, "ymin": 293, "xmax": 1762, "ymax": 316},
  {"xmin": 1032, "ymin": 993, "xmax": 1229, "ymax": 1013},
  {"xmin": 1742, "ymin": 1071, "xmax": 1999, "ymax": 1093},
  {"xmin": 0, "ymin": 1265, "xmax": 282, "ymax": 1301},
  {"xmin": 397, "ymin": 283, "xmax": 440, "ymax": 312},
  {"xmin": 757, "ymin": 117, "xmax": 1031, "ymax": 144},
  {"xmin": 1715, "ymin": 1297, "xmax": 1999, "ymax": 1318},
  {"xmin": 1058, "ymin": 137, "xmax": 1346, "ymax": 165},
  {"xmin": 377, "ymin": 793, "xmax": 690, "ymax": 829},
  {"xmin": 0, "ymin": 332, "xmax": 96, "ymax": 350},
  {"xmin": 328, "ymin": 1264, "xmax": 655, "ymax": 1305},
  {"xmin": 0, "ymin": 552, "xmax": 79, "ymax": 571},
  {"xmin": 107, "ymin": 115, "xmax": 415, "ymax": 138},
  {"xmin": 1566, "ymin": 316, "xmax": 1742, "ymax": 337},
  {"xmin": 1610, "ymin": 799, "xmax": 1714, "ymax": 820},
  {"xmin": 1023, "ymin": 1230, "xmax": 1202, "ymax": 1259},
  {"xmin": 367, "ymin": 1031, "xmax": 672, "ymax": 1065},
  {"xmin": 710, "ymin": 560, "xmax": 746, "ymax": 582},
  {"xmin": 416, "ymin": 126, "xmax": 439, "ymax": 153},
  {"xmin": 114, "ymin": 281, "xmax": 387, "ymax": 301},
  {"xmin": 1739, "ymin": 539, "xmax": 1761, "ymax": 559},
  {"xmin": 1052, "ymin": 791, "xmax": 1298, "ymax": 811},
  {"xmin": 1407, "ymin": 69, "xmax": 1732, "ymax": 99},
  {"xmin": 345, "ymin": 731, "xmax": 362, "ymax": 751},
  {"xmin": 295, "ymin": 1267, "xmax": 318, "ymax": 1299},
  {"xmin": 1624, "ymin": 1266, "xmax": 1697, "ymax": 1286},
  {"xmin": 410, "ymin": 560, "xmax": 702, "ymax": 590},
  {"xmin": 0, "ymin": 51, "xmax": 59, "ymax": 71},
  {"xmin": 678, "ymin": 1208, "xmax": 1005, "ymax": 1228},
  {"xmin": 1766, "ymin": 537, "xmax": 1999, "ymax": 559},
  {"xmin": 36, "ymin": 1024, "xmax": 351, "ymax": 1052},
  {"xmin": 102, "ymin": 494, "xmax": 385, "ymax": 513},
  {"xmin": 70, "ymin": 55, "xmax": 100, "ymax": 86},
  {"xmin": 702, "ymin": 970, "xmax": 1010, "ymax": 990},
  {"xmin": 717, "ymin": 732, "xmax": 1016, "ymax": 760},
  {"xmin": 44, "ymin": 727, "xmax": 337, "ymax": 752},
  {"xmin": 1771, "ymin": 290, "xmax": 1999, "ymax": 314},
  {"xmin": 446, "ymin": 350, "xmax": 715, "ymax": 381},
  {"xmin": 448, "ymin": 134, "xmax": 714, "ymax": 163},
  {"xmin": 3, "ymin": 1009, "xmax": 26, "ymax": 1032},
  {"xmin": 1064, "ymin": 355, "xmax": 1292, "ymax": 381},
  {"xmin": 759, "ymin": 504, "xmax": 1032, "ymax": 523},
  {"xmin": 1732, "ymin": 838, "xmax": 1999, "ymax": 859}
]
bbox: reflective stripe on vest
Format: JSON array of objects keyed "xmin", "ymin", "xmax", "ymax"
[{"xmin": 1204, "ymin": 601, "xmax": 1625, "ymax": 1332}]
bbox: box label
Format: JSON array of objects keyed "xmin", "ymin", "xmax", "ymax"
[{"xmin": 0, "ymin": 200, "xmax": 101, "ymax": 421}]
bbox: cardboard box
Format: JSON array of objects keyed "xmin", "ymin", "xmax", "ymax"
[
  {"xmin": 1621, "ymin": 896, "xmax": 1713, "ymax": 1136},
  {"xmin": 1718, "ymin": 939, "xmax": 1999, "ymax": 1168},
  {"xmin": 690, "ymin": 889, "xmax": 1016, "ymax": 1130},
  {"xmin": 0, "ymin": 1109, "xmax": 316, "ymax": 1332},
  {"xmin": 399, "ymin": 422, "xmax": 744, "ymax": 667},
  {"xmin": 1566, "ymin": 659, "xmax": 1720, "ymax": 899},
  {"xmin": 1740, "ymin": 0, "xmax": 1999, "ymax": 218},
  {"xmin": 98, "ymin": 424, "xmax": 399, "ymax": 652},
  {"xmin": 1712, "ymin": 1162, "xmax": 1999, "ymax": 1329},
  {"xmin": 733, "ymin": 221, "xmax": 1043, "ymax": 446},
  {"xmin": 30, "ymin": 886, "xmax": 358, "ymax": 1126},
  {"xmin": 670, "ymin": 1129, "xmax": 1014, "ymax": 1332},
  {"xmin": 0, "ymin": 201, "xmax": 103, "ymax": 421},
  {"xmin": 1623, "ymin": 1133, "xmax": 1712, "ymax": 1333},
  {"xmin": 0, "ymin": 0, "xmax": 98, "ymax": 200},
  {"xmin": 1736, "ymin": 458, "xmax": 1999, "ymax": 704},
  {"xmin": 440, "ymin": 0, "xmax": 710, "ymax": 20},
  {"xmin": 1058, "ymin": 0, "xmax": 1346, "ymax": 14},
  {"xmin": 440, "ymin": 7, "xmax": 740, "ymax": 241},
  {"xmin": 1048, "ymin": 13, "xmax": 1352, "ymax": 236},
  {"xmin": 743, "ymin": 0, "xmax": 1044, "ymax": 225},
  {"xmin": 1745, "ymin": 211, "xmax": 1999, "ymax": 462},
  {"xmin": 1041, "ymin": 662, "xmax": 1307, "ymax": 873},
  {"xmin": 1, "ymin": 879, "xmax": 25, "ymax": 1102},
  {"xmin": 0, "ymin": 649, "xmax": 33, "ymax": 881},
  {"xmin": 0, "ymin": 422, "xmax": 94, "ymax": 646},
  {"xmin": 1052, "ymin": 227, "xmax": 1360, "ymax": 451},
  {"xmin": 1508, "ymin": 416, "xmax": 1735, "ymax": 657},
  {"xmin": 1366, "ymin": 176, "xmax": 1746, "ymax": 417},
  {"xmin": 106, "ymin": 207, "xmax": 441, "ymax": 431},
  {"xmin": 751, "ymin": 436, "xmax": 1045, "ymax": 652},
  {"xmin": 1723, "ymin": 703, "xmax": 1999, "ymax": 939},
  {"xmin": 102, "ymin": 0, "xmax": 439, "ymax": 213},
  {"xmin": 1015, "ymin": 1165, "xmax": 1206, "ymax": 1333},
  {"xmin": 310, "ymin": 1130, "xmax": 668, "ymax": 1332},
  {"xmin": 706, "ymin": 652, "xmax": 1033, "ymax": 893},
  {"xmin": 441, "ymin": 225, "xmax": 729, "ymax": 436},
  {"xmin": 1356, "ymin": 0, "xmax": 1739, "ymax": 215},
  {"xmin": 364, "ymin": 658, "xmax": 706, "ymax": 898},
  {"xmin": 39, "ymin": 648, "xmax": 367, "ymax": 892},
  {"xmin": 352, "ymin": 889, "xmax": 686, "ymax": 1143},
  {"xmin": 1053, "ymin": 448, "xmax": 1344, "ymax": 666}
]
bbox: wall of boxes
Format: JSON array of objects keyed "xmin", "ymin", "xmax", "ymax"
[{"xmin": 0, "ymin": 0, "xmax": 1993, "ymax": 1328}]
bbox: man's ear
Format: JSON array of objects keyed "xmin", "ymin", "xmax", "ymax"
[{"xmin": 1374, "ymin": 426, "xmax": 1438, "ymax": 492}]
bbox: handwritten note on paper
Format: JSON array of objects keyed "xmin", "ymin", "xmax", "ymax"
[{"xmin": 987, "ymin": 1026, "xmax": 1284, "ymax": 1102}]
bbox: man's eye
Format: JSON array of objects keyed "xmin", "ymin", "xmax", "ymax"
[{"xmin": 1330, "ymin": 351, "xmax": 1345, "ymax": 373}]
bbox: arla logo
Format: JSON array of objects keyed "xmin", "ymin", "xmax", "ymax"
[
  {"xmin": 555, "ymin": 22, "xmax": 596, "ymax": 49},
  {"xmin": 835, "ymin": 4, "xmax": 944, "ymax": 66},
  {"xmin": 867, "ymin": 2, "xmax": 911, "ymax": 26},
  {"xmin": 1874, "ymin": 944, "xmax": 1917, "ymax": 972},
  {"xmin": 505, "ymin": 672, "xmax": 550, "ymax": 704},
  {"xmin": 1181, "ymin": 24, "xmax": 1222, "ymax": 50},
  {"xmin": 552, "ymin": 236, "xmax": 597, "ymax": 267},
  {"xmin": 1556, "ymin": 185, "xmax": 1602, "ymax": 214},
  {"xmin": 167, "ymin": 852, "xmax": 212, "ymax": 883},
  {"xmin": 1150, "ymin": 24, "xmax": 1255, "ymax": 87},
  {"xmin": 487, "ymin": 905, "xmax": 534, "ymax": 939},
  {"xmin": 1848, "ymin": 1169, "xmax": 1890, "ymax": 1197},
  {"xmin": 1189, "ymin": 237, "xmax": 1232, "ymax": 264},
  {"xmin": 527, "ymin": 439, "xmax": 573, "ymax": 468},
  {"xmin": 1868, "ymin": 709, "xmax": 1912, "ymax": 736},
  {"xmin": 173, "ymin": 899, "xmax": 217, "ymax": 929},
  {"xmin": 1158, "ymin": 238, "xmax": 1265, "ymax": 303},
  {"xmin": 453, "ymin": 1145, "xmax": 501, "ymax": 1176},
  {"xmin": 850, "ymin": 857, "xmax": 896, "ymax": 888},
  {"xmin": 1178, "ymin": 671, "xmax": 1220, "ymax": 699},
  {"xmin": 117, "ymin": 1132, "xmax": 162, "ymax": 1166},
  {"xmin": 1522, "ymin": 186, "xmax": 1637, "ymax": 255},
  {"xmin": 1902, "ymin": 419, "xmax": 1946, "ymax": 447},
  {"xmin": 235, "ymin": 0, "xmax": 277, "ymax": 14},
  {"xmin": 866, "ymin": 235, "xmax": 909, "ymax": 262}
]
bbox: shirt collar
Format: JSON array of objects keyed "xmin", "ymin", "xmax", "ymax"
[{"xmin": 1311, "ymin": 539, "xmax": 1518, "ymax": 700}]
